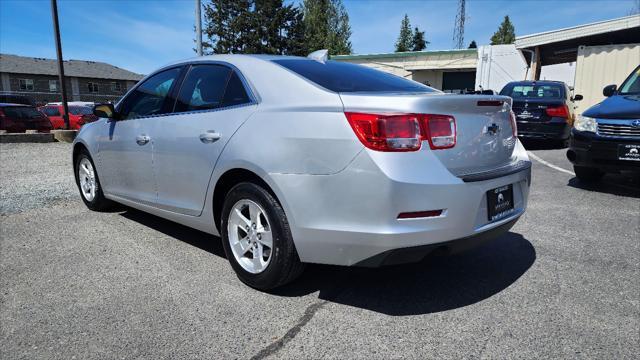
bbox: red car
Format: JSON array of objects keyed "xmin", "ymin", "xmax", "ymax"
[
  {"xmin": 0, "ymin": 103, "xmax": 52, "ymax": 133},
  {"xmin": 39, "ymin": 105, "xmax": 98, "ymax": 130}
]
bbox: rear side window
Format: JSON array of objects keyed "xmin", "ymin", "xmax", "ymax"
[
  {"xmin": 272, "ymin": 59, "xmax": 434, "ymax": 93},
  {"xmin": 500, "ymin": 84, "xmax": 563, "ymax": 99},
  {"xmin": 2, "ymin": 106, "xmax": 43, "ymax": 119},
  {"xmin": 69, "ymin": 106, "xmax": 93, "ymax": 115},
  {"xmin": 223, "ymin": 71, "xmax": 251, "ymax": 107},
  {"xmin": 175, "ymin": 65, "xmax": 231, "ymax": 112},
  {"xmin": 42, "ymin": 107, "xmax": 61, "ymax": 116}
]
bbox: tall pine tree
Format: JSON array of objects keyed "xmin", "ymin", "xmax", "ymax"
[
  {"xmin": 468, "ymin": 40, "xmax": 477, "ymax": 48},
  {"xmin": 490, "ymin": 15, "xmax": 516, "ymax": 45},
  {"xmin": 302, "ymin": 0, "xmax": 352, "ymax": 55},
  {"xmin": 412, "ymin": 26, "xmax": 428, "ymax": 51},
  {"xmin": 395, "ymin": 14, "xmax": 413, "ymax": 52}
]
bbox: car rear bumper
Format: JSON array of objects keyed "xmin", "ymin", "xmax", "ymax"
[
  {"xmin": 517, "ymin": 120, "xmax": 571, "ymax": 140},
  {"xmin": 567, "ymin": 130, "xmax": 640, "ymax": 174},
  {"xmin": 270, "ymin": 142, "xmax": 531, "ymax": 267}
]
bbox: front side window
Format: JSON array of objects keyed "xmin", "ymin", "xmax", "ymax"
[
  {"xmin": 19, "ymin": 79, "xmax": 34, "ymax": 91},
  {"xmin": 49, "ymin": 80, "xmax": 58, "ymax": 92},
  {"xmin": 272, "ymin": 59, "xmax": 434, "ymax": 93},
  {"xmin": 618, "ymin": 66, "xmax": 640, "ymax": 95},
  {"xmin": 118, "ymin": 67, "xmax": 182, "ymax": 119},
  {"xmin": 3, "ymin": 106, "xmax": 42, "ymax": 119},
  {"xmin": 87, "ymin": 82, "xmax": 99, "ymax": 93}
]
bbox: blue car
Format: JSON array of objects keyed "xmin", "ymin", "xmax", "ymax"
[{"xmin": 567, "ymin": 65, "xmax": 640, "ymax": 181}]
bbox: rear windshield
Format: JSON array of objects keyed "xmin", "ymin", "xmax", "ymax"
[
  {"xmin": 500, "ymin": 84, "xmax": 564, "ymax": 100},
  {"xmin": 2, "ymin": 106, "xmax": 43, "ymax": 119},
  {"xmin": 69, "ymin": 106, "xmax": 93, "ymax": 115},
  {"xmin": 272, "ymin": 59, "xmax": 435, "ymax": 93}
]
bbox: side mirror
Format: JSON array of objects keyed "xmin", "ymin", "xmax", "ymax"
[
  {"xmin": 603, "ymin": 84, "xmax": 617, "ymax": 97},
  {"xmin": 572, "ymin": 94, "xmax": 583, "ymax": 101},
  {"xmin": 93, "ymin": 103, "xmax": 117, "ymax": 119}
]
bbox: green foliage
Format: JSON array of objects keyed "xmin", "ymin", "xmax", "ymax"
[
  {"xmin": 202, "ymin": 0, "xmax": 306, "ymax": 55},
  {"xmin": 468, "ymin": 40, "xmax": 477, "ymax": 49},
  {"xmin": 490, "ymin": 15, "xmax": 516, "ymax": 45},
  {"xmin": 395, "ymin": 14, "xmax": 413, "ymax": 52},
  {"xmin": 411, "ymin": 26, "xmax": 428, "ymax": 51},
  {"xmin": 302, "ymin": 0, "xmax": 352, "ymax": 55}
]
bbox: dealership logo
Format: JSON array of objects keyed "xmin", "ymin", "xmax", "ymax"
[
  {"xmin": 631, "ymin": 120, "xmax": 640, "ymax": 128},
  {"xmin": 518, "ymin": 110, "xmax": 534, "ymax": 119},
  {"xmin": 497, "ymin": 193, "xmax": 505, "ymax": 203},
  {"xmin": 631, "ymin": 148, "xmax": 639, "ymax": 154}
]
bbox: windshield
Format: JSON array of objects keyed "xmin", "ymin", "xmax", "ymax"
[
  {"xmin": 272, "ymin": 59, "xmax": 435, "ymax": 93},
  {"xmin": 500, "ymin": 83, "xmax": 563, "ymax": 100},
  {"xmin": 2, "ymin": 106, "xmax": 43, "ymax": 119},
  {"xmin": 618, "ymin": 66, "xmax": 640, "ymax": 95}
]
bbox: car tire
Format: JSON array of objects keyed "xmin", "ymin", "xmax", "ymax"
[
  {"xmin": 221, "ymin": 182, "xmax": 305, "ymax": 290},
  {"xmin": 74, "ymin": 150, "xmax": 114, "ymax": 211},
  {"xmin": 574, "ymin": 166, "xmax": 604, "ymax": 183}
]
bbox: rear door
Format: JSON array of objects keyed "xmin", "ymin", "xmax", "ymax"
[
  {"xmin": 151, "ymin": 64, "xmax": 257, "ymax": 216},
  {"xmin": 42, "ymin": 106, "xmax": 63, "ymax": 129}
]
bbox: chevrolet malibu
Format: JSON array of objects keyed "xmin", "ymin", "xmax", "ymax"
[{"xmin": 73, "ymin": 54, "xmax": 531, "ymax": 290}]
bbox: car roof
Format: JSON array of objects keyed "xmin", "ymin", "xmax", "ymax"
[
  {"xmin": 0, "ymin": 103, "xmax": 34, "ymax": 107},
  {"xmin": 506, "ymin": 80, "xmax": 567, "ymax": 86}
]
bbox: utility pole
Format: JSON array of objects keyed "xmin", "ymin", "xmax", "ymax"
[
  {"xmin": 195, "ymin": 0, "xmax": 203, "ymax": 56},
  {"xmin": 453, "ymin": 0, "xmax": 466, "ymax": 49},
  {"xmin": 50, "ymin": 0, "xmax": 70, "ymax": 129}
]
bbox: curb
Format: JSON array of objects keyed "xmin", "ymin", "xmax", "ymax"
[
  {"xmin": 51, "ymin": 130, "xmax": 78, "ymax": 143},
  {"xmin": 0, "ymin": 133, "xmax": 56, "ymax": 143}
]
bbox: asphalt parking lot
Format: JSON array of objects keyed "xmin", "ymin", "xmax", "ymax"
[{"xmin": 1, "ymin": 142, "xmax": 638, "ymax": 359}]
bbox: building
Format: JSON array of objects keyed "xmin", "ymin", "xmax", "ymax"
[{"xmin": 0, "ymin": 54, "xmax": 144, "ymax": 105}]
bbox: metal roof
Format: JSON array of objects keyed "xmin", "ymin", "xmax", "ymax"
[
  {"xmin": 515, "ymin": 15, "xmax": 640, "ymax": 49},
  {"xmin": 0, "ymin": 54, "xmax": 144, "ymax": 81},
  {"xmin": 330, "ymin": 49, "xmax": 477, "ymax": 61}
]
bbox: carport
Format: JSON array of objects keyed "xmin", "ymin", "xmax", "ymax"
[{"xmin": 515, "ymin": 15, "xmax": 640, "ymax": 80}]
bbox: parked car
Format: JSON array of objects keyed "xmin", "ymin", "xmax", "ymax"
[
  {"xmin": 0, "ymin": 94, "xmax": 35, "ymax": 106},
  {"xmin": 73, "ymin": 55, "xmax": 531, "ymax": 290},
  {"xmin": 567, "ymin": 65, "xmax": 640, "ymax": 181},
  {"xmin": 0, "ymin": 103, "xmax": 52, "ymax": 133},
  {"xmin": 500, "ymin": 80, "xmax": 582, "ymax": 146},
  {"xmin": 39, "ymin": 104, "xmax": 98, "ymax": 130}
]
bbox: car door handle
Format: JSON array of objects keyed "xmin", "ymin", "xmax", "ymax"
[
  {"xmin": 199, "ymin": 131, "xmax": 221, "ymax": 144},
  {"xmin": 136, "ymin": 135, "xmax": 150, "ymax": 145}
]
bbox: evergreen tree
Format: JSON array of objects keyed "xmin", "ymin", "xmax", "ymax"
[
  {"xmin": 395, "ymin": 14, "xmax": 413, "ymax": 52},
  {"xmin": 302, "ymin": 0, "xmax": 352, "ymax": 55},
  {"xmin": 201, "ymin": 0, "xmax": 305, "ymax": 55},
  {"xmin": 490, "ymin": 16, "xmax": 516, "ymax": 45},
  {"xmin": 468, "ymin": 40, "xmax": 477, "ymax": 48},
  {"xmin": 411, "ymin": 26, "xmax": 428, "ymax": 51}
]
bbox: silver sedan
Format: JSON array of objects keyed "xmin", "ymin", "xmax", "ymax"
[{"xmin": 73, "ymin": 54, "xmax": 531, "ymax": 290}]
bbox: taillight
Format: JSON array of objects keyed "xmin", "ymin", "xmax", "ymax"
[
  {"xmin": 546, "ymin": 105, "xmax": 569, "ymax": 119},
  {"xmin": 344, "ymin": 112, "xmax": 456, "ymax": 152},
  {"xmin": 509, "ymin": 110, "xmax": 518, "ymax": 137}
]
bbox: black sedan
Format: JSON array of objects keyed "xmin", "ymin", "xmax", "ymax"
[
  {"xmin": 500, "ymin": 80, "xmax": 582, "ymax": 146},
  {"xmin": 567, "ymin": 65, "xmax": 640, "ymax": 181}
]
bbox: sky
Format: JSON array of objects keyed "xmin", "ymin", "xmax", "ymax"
[{"xmin": 0, "ymin": 0, "xmax": 637, "ymax": 75}]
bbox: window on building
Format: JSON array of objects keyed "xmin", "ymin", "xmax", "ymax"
[
  {"xmin": 87, "ymin": 82, "xmax": 99, "ymax": 93},
  {"xmin": 49, "ymin": 80, "xmax": 59, "ymax": 92},
  {"xmin": 19, "ymin": 79, "xmax": 34, "ymax": 91},
  {"xmin": 110, "ymin": 82, "xmax": 122, "ymax": 92}
]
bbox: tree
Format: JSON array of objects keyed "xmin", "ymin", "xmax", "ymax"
[
  {"xmin": 201, "ymin": 0, "xmax": 306, "ymax": 55},
  {"xmin": 395, "ymin": 14, "xmax": 413, "ymax": 52},
  {"xmin": 302, "ymin": 0, "xmax": 352, "ymax": 55},
  {"xmin": 411, "ymin": 26, "xmax": 428, "ymax": 51},
  {"xmin": 490, "ymin": 15, "xmax": 516, "ymax": 45},
  {"xmin": 468, "ymin": 40, "xmax": 477, "ymax": 48}
]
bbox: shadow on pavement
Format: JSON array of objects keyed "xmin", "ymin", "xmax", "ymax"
[
  {"xmin": 520, "ymin": 138, "xmax": 566, "ymax": 150},
  {"xmin": 119, "ymin": 208, "xmax": 536, "ymax": 316},
  {"xmin": 568, "ymin": 175, "xmax": 640, "ymax": 198}
]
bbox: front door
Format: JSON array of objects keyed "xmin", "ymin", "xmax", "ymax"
[
  {"xmin": 151, "ymin": 64, "xmax": 257, "ymax": 215},
  {"xmin": 98, "ymin": 67, "xmax": 183, "ymax": 205}
]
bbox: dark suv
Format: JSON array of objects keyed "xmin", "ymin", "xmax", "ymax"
[
  {"xmin": 500, "ymin": 80, "xmax": 581, "ymax": 146},
  {"xmin": 567, "ymin": 65, "xmax": 640, "ymax": 181}
]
